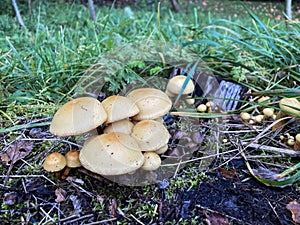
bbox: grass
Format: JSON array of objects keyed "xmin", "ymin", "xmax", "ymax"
[{"xmin": 0, "ymin": 0, "xmax": 300, "ymax": 224}]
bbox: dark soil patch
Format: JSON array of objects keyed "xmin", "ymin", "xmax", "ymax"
[
  {"xmin": 157, "ymin": 166, "xmax": 299, "ymax": 224},
  {"xmin": 179, "ymin": 174, "xmax": 298, "ymax": 224}
]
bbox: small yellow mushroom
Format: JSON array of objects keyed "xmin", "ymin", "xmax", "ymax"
[
  {"xmin": 197, "ymin": 104, "xmax": 207, "ymax": 113},
  {"xmin": 240, "ymin": 112, "xmax": 251, "ymax": 121},
  {"xmin": 262, "ymin": 108, "xmax": 274, "ymax": 118}
]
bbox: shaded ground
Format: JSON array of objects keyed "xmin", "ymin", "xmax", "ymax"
[{"xmin": 1, "ymin": 159, "xmax": 299, "ymax": 224}]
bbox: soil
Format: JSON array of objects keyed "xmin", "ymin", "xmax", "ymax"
[
  {"xmin": 1, "ymin": 158, "xmax": 299, "ymax": 224},
  {"xmin": 172, "ymin": 171, "xmax": 298, "ymax": 224}
]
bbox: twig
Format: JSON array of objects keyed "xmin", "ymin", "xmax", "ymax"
[
  {"xmin": 130, "ymin": 214, "xmax": 145, "ymax": 225},
  {"xmin": 0, "ymin": 175, "xmax": 56, "ymax": 185},
  {"xmin": 88, "ymin": 0, "xmax": 97, "ymax": 21},
  {"xmin": 11, "ymin": 0, "xmax": 26, "ymax": 28},
  {"xmin": 160, "ymin": 149, "xmax": 238, "ymax": 167},
  {"xmin": 267, "ymin": 200, "xmax": 283, "ymax": 225},
  {"xmin": 62, "ymin": 214, "xmax": 94, "ymax": 224},
  {"xmin": 85, "ymin": 218, "xmax": 117, "ymax": 225},
  {"xmin": 241, "ymin": 142, "xmax": 300, "ymax": 156}
]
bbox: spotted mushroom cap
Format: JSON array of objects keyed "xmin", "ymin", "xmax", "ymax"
[
  {"xmin": 131, "ymin": 120, "xmax": 170, "ymax": 151},
  {"xmin": 126, "ymin": 88, "xmax": 172, "ymax": 120},
  {"xmin": 102, "ymin": 95, "xmax": 140, "ymax": 123},
  {"xmin": 141, "ymin": 152, "xmax": 162, "ymax": 171},
  {"xmin": 50, "ymin": 97, "xmax": 107, "ymax": 137},
  {"xmin": 43, "ymin": 152, "xmax": 67, "ymax": 172},
  {"xmin": 79, "ymin": 132, "xmax": 144, "ymax": 176}
]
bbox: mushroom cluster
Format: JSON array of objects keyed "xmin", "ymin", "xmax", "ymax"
[
  {"xmin": 239, "ymin": 96, "xmax": 300, "ymax": 150},
  {"xmin": 47, "ymin": 87, "xmax": 173, "ymax": 177},
  {"xmin": 43, "ymin": 150, "xmax": 81, "ymax": 179},
  {"xmin": 239, "ymin": 96, "xmax": 276, "ymax": 125}
]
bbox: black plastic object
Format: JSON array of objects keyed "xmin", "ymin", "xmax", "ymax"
[{"xmin": 171, "ymin": 67, "xmax": 248, "ymax": 112}]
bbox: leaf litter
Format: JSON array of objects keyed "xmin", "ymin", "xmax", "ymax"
[{"xmin": 1, "ymin": 140, "xmax": 34, "ymax": 186}]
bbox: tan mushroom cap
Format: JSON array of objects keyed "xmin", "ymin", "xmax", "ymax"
[
  {"xmin": 43, "ymin": 152, "xmax": 67, "ymax": 172},
  {"xmin": 141, "ymin": 152, "xmax": 162, "ymax": 171},
  {"xmin": 102, "ymin": 95, "xmax": 140, "ymax": 123},
  {"xmin": 131, "ymin": 120, "xmax": 170, "ymax": 151},
  {"xmin": 65, "ymin": 150, "xmax": 81, "ymax": 168},
  {"xmin": 155, "ymin": 144, "xmax": 168, "ymax": 154},
  {"xmin": 50, "ymin": 97, "xmax": 107, "ymax": 137},
  {"xmin": 103, "ymin": 119, "xmax": 134, "ymax": 135},
  {"xmin": 79, "ymin": 132, "xmax": 144, "ymax": 176},
  {"xmin": 295, "ymin": 134, "xmax": 300, "ymax": 151},
  {"xmin": 279, "ymin": 98, "xmax": 300, "ymax": 115},
  {"xmin": 126, "ymin": 88, "xmax": 172, "ymax": 120},
  {"xmin": 166, "ymin": 75, "xmax": 195, "ymax": 95}
]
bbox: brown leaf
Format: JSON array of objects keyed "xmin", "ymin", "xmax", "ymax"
[
  {"xmin": 6, "ymin": 140, "xmax": 34, "ymax": 164},
  {"xmin": 109, "ymin": 198, "xmax": 118, "ymax": 218},
  {"xmin": 97, "ymin": 195, "xmax": 105, "ymax": 204},
  {"xmin": 204, "ymin": 210, "xmax": 230, "ymax": 225},
  {"xmin": 0, "ymin": 153, "xmax": 11, "ymax": 165},
  {"xmin": 3, "ymin": 192, "xmax": 17, "ymax": 205},
  {"xmin": 251, "ymin": 166, "xmax": 279, "ymax": 180},
  {"xmin": 55, "ymin": 188, "xmax": 67, "ymax": 203},
  {"xmin": 218, "ymin": 167, "xmax": 236, "ymax": 179},
  {"xmin": 3, "ymin": 140, "xmax": 34, "ymax": 186},
  {"xmin": 286, "ymin": 200, "xmax": 300, "ymax": 224}
]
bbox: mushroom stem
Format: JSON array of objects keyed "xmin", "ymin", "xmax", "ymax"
[
  {"xmin": 272, "ymin": 111, "xmax": 289, "ymax": 130},
  {"xmin": 295, "ymin": 134, "xmax": 300, "ymax": 151},
  {"xmin": 61, "ymin": 167, "xmax": 71, "ymax": 180},
  {"xmin": 55, "ymin": 171, "xmax": 61, "ymax": 179}
]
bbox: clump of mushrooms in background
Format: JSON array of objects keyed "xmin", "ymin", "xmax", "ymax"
[{"xmin": 239, "ymin": 96, "xmax": 300, "ymax": 150}]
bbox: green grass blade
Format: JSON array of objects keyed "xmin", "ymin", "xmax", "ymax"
[
  {"xmin": 173, "ymin": 60, "xmax": 200, "ymax": 107},
  {"xmin": 6, "ymin": 37, "xmax": 33, "ymax": 77}
]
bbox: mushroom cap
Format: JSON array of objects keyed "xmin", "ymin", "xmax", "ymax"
[
  {"xmin": 126, "ymin": 88, "xmax": 172, "ymax": 120},
  {"xmin": 131, "ymin": 120, "xmax": 170, "ymax": 151},
  {"xmin": 155, "ymin": 144, "xmax": 168, "ymax": 154},
  {"xmin": 197, "ymin": 104, "xmax": 207, "ymax": 113},
  {"xmin": 65, "ymin": 150, "xmax": 81, "ymax": 168},
  {"xmin": 50, "ymin": 97, "xmax": 107, "ymax": 137},
  {"xmin": 102, "ymin": 95, "xmax": 140, "ymax": 123},
  {"xmin": 240, "ymin": 112, "xmax": 251, "ymax": 121},
  {"xmin": 279, "ymin": 98, "xmax": 300, "ymax": 115},
  {"xmin": 257, "ymin": 96, "xmax": 270, "ymax": 103},
  {"xmin": 166, "ymin": 75, "xmax": 195, "ymax": 95},
  {"xmin": 43, "ymin": 152, "xmax": 67, "ymax": 172},
  {"xmin": 262, "ymin": 108, "xmax": 274, "ymax": 117},
  {"xmin": 103, "ymin": 119, "xmax": 134, "ymax": 135},
  {"xmin": 296, "ymin": 134, "xmax": 300, "ymax": 142},
  {"xmin": 79, "ymin": 133, "xmax": 144, "ymax": 176},
  {"xmin": 141, "ymin": 152, "xmax": 162, "ymax": 171}
]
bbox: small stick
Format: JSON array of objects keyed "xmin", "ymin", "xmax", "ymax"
[{"xmin": 11, "ymin": 0, "xmax": 26, "ymax": 28}]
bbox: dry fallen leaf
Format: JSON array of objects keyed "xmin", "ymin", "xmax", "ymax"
[
  {"xmin": 286, "ymin": 200, "xmax": 300, "ymax": 224},
  {"xmin": 218, "ymin": 167, "xmax": 236, "ymax": 179},
  {"xmin": 55, "ymin": 188, "xmax": 67, "ymax": 203},
  {"xmin": 204, "ymin": 210, "xmax": 230, "ymax": 225},
  {"xmin": 3, "ymin": 192, "xmax": 17, "ymax": 205},
  {"xmin": 0, "ymin": 153, "xmax": 11, "ymax": 165},
  {"xmin": 6, "ymin": 140, "xmax": 34, "ymax": 163},
  {"xmin": 251, "ymin": 166, "xmax": 279, "ymax": 180},
  {"xmin": 3, "ymin": 140, "xmax": 34, "ymax": 186},
  {"xmin": 109, "ymin": 198, "xmax": 118, "ymax": 218}
]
